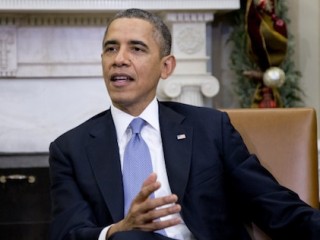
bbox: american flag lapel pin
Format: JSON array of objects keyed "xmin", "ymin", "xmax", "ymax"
[{"xmin": 177, "ymin": 134, "xmax": 186, "ymax": 140}]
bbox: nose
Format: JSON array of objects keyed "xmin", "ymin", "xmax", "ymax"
[{"xmin": 113, "ymin": 48, "xmax": 130, "ymax": 67}]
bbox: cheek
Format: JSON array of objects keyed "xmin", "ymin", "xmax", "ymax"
[
  {"xmin": 138, "ymin": 60, "xmax": 162, "ymax": 75},
  {"xmin": 102, "ymin": 57, "xmax": 112, "ymax": 69},
  {"xmin": 138, "ymin": 68, "xmax": 160, "ymax": 85},
  {"xmin": 103, "ymin": 66, "xmax": 114, "ymax": 81}
]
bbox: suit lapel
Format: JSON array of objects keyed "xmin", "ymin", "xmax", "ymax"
[
  {"xmin": 86, "ymin": 110, "xmax": 124, "ymax": 222},
  {"xmin": 159, "ymin": 103, "xmax": 193, "ymax": 203},
  {"xmin": 85, "ymin": 104, "xmax": 193, "ymax": 221}
]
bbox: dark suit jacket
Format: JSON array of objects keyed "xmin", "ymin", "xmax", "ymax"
[{"xmin": 49, "ymin": 101, "xmax": 320, "ymax": 240}]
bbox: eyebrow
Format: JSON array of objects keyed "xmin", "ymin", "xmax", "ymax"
[
  {"xmin": 103, "ymin": 40, "xmax": 118, "ymax": 49},
  {"xmin": 103, "ymin": 39, "xmax": 149, "ymax": 50},
  {"xmin": 129, "ymin": 40, "xmax": 149, "ymax": 49}
]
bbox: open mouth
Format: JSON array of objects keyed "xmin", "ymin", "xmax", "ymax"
[
  {"xmin": 111, "ymin": 74, "xmax": 134, "ymax": 82},
  {"xmin": 109, "ymin": 74, "xmax": 135, "ymax": 87}
]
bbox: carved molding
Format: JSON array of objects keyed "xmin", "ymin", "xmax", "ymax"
[
  {"xmin": 157, "ymin": 75, "xmax": 220, "ymax": 104},
  {"xmin": 165, "ymin": 12, "xmax": 214, "ymax": 23},
  {"xmin": 176, "ymin": 26, "xmax": 205, "ymax": 55},
  {"xmin": 0, "ymin": 14, "xmax": 109, "ymax": 26},
  {"xmin": 0, "ymin": 27, "xmax": 17, "ymax": 76},
  {"xmin": 201, "ymin": 80, "xmax": 220, "ymax": 97}
]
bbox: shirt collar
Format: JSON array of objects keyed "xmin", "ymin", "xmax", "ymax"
[{"xmin": 110, "ymin": 98, "xmax": 160, "ymax": 141}]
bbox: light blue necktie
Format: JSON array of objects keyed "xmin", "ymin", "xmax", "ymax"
[
  {"xmin": 123, "ymin": 118, "xmax": 154, "ymax": 215},
  {"xmin": 122, "ymin": 118, "xmax": 167, "ymax": 236}
]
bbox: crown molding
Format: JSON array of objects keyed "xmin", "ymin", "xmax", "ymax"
[{"xmin": 0, "ymin": 0, "xmax": 240, "ymax": 12}]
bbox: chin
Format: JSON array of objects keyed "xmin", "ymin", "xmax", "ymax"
[{"xmin": 110, "ymin": 97, "xmax": 132, "ymax": 107}]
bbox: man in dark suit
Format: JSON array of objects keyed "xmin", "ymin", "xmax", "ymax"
[{"xmin": 49, "ymin": 8, "xmax": 320, "ymax": 240}]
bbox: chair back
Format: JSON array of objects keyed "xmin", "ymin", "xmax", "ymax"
[{"xmin": 224, "ymin": 108, "xmax": 319, "ymax": 240}]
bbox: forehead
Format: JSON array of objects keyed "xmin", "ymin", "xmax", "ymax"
[{"xmin": 105, "ymin": 18, "xmax": 155, "ymax": 40}]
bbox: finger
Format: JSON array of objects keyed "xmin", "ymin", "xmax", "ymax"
[
  {"xmin": 142, "ymin": 172, "xmax": 157, "ymax": 186},
  {"xmin": 129, "ymin": 193, "xmax": 179, "ymax": 223},
  {"xmin": 142, "ymin": 203, "xmax": 181, "ymax": 223},
  {"xmin": 135, "ymin": 177, "xmax": 161, "ymax": 203},
  {"xmin": 136, "ymin": 216, "xmax": 182, "ymax": 232},
  {"xmin": 132, "ymin": 195, "xmax": 180, "ymax": 225},
  {"xmin": 140, "ymin": 173, "xmax": 159, "ymax": 198},
  {"xmin": 141, "ymin": 194, "xmax": 178, "ymax": 213},
  {"xmin": 122, "ymin": 195, "xmax": 180, "ymax": 232}
]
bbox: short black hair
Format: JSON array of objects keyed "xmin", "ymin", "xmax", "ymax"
[{"xmin": 103, "ymin": 8, "xmax": 172, "ymax": 57}]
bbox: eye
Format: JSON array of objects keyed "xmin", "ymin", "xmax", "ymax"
[
  {"xmin": 131, "ymin": 46, "xmax": 146, "ymax": 53},
  {"xmin": 104, "ymin": 46, "xmax": 118, "ymax": 53},
  {"xmin": 131, "ymin": 44, "xmax": 146, "ymax": 53}
]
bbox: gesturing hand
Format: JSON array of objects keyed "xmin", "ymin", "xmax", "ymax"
[{"xmin": 107, "ymin": 173, "xmax": 181, "ymax": 237}]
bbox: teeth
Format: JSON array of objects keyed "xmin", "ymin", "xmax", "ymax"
[{"xmin": 113, "ymin": 75, "xmax": 129, "ymax": 81}]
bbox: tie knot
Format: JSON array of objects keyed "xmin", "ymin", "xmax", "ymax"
[{"xmin": 130, "ymin": 118, "xmax": 145, "ymax": 134}]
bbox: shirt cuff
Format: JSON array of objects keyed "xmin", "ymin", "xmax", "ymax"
[{"xmin": 98, "ymin": 225, "xmax": 112, "ymax": 240}]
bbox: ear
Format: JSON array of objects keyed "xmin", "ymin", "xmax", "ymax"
[{"xmin": 160, "ymin": 55, "xmax": 176, "ymax": 79}]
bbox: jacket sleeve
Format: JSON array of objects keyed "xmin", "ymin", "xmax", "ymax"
[{"xmin": 49, "ymin": 141, "xmax": 104, "ymax": 240}]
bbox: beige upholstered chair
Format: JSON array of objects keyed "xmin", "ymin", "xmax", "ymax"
[{"xmin": 224, "ymin": 108, "xmax": 319, "ymax": 240}]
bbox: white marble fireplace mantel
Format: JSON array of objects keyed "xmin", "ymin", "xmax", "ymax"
[
  {"xmin": 0, "ymin": 0, "xmax": 240, "ymax": 153},
  {"xmin": 0, "ymin": 0, "xmax": 239, "ymax": 11}
]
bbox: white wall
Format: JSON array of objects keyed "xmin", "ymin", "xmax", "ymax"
[{"xmin": 289, "ymin": 0, "xmax": 320, "ymax": 137}]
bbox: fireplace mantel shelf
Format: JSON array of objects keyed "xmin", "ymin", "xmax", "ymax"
[{"xmin": 0, "ymin": 0, "xmax": 240, "ymax": 12}]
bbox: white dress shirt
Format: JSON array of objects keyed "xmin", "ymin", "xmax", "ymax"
[{"xmin": 98, "ymin": 98, "xmax": 194, "ymax": 240}]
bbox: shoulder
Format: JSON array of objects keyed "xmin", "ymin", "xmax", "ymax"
[{"xmin": 159, "ymin": 101, "xmax": 227, "ymax": 122}]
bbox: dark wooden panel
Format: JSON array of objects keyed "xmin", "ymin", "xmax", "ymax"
[
  {"xmin": 0, "ymin": 223, "xmax": 49, "ymax": 240},
  {"xmin": 0, "ymin": 167, "xmax": 51, "ymax": 240}
]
